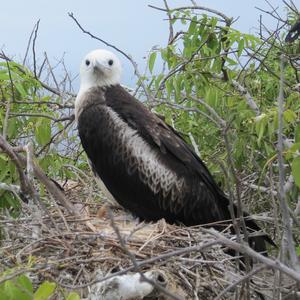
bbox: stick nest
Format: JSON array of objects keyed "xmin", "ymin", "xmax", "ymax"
[{"xmin": 0, "ymin": 182, "xmax": 280, "ymax": 299}]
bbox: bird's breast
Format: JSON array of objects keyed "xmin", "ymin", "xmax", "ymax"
[{"xmin": 78, "ymin": 104, "xmax": 186, "ymax": 207}]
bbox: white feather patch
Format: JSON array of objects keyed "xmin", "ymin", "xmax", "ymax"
[{"xmin": 105, "ymin": 107, "xmax": 185, "ymax": 205}]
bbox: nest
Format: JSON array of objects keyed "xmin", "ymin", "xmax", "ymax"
[{"xmin": 0, "ymin": 182, "xmax": 290, "ymax": 299}]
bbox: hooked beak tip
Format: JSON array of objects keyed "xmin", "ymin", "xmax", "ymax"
[{"xmin": 93, "ymin": 60, "xmax": 106, "ymax": 72}]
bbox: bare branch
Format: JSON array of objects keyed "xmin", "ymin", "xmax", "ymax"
[
  {"xmin": 215, "ymin": 265, "xmax": 266, "ymax": 300},
  {"xmin": 0, "ymin": 182, "xmax": 20, "ymax": 195},
  {"xmin": 9, "ymin": 112, "xmax": 74, "ymax": 123},
  {"xmin": 32, "ymin": 19, "xmax": 40, "ymax": 78},
  {"xmin": 277, "ymin": 54, "xmax": 299, "ymax": 271},
  {"xmin": 230, "ymin": 79, "xmax": 261, "ymax": 116},
  {"xmin": 44, "ymin": 52, "xmax": 60, "ymax": 92},
  {"xmin": 163, "ymin": 0, "xmax": 174, "ymax": 44},
  {"xmin": 148, "ymin": 4, "xmax": 232, "ymax": 23},
  {"xmin": 2, "ymin": 52, "xmax": 16, "ymax": 140},
  {"xmin": 203, "ymin": 228, "xmax": 300, "ymax": 282}
]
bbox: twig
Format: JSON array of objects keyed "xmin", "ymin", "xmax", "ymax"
[
  {"xmin": 9, "ymin": 112, "xmax": 74, "ymax": 123},
  {"xmin": 2, "ymin": 52, "xmax": 15, "ymax": 140},
  {"xmin": 277, "ymin": 54, "xmax": 299, "ymax": 271},
  {"xmin": 0, "ymin": 182, "xmax": 20, "ymax": 195},
  {"xmin": 152, "ymin": 99, "xmax": 219, "ymax": 126},
  {"xmin": 12, "ymin": 100, "xmax": 74, "ymax": 109},
  {"xmin": 190, "ymin": 95, "xmax": 226, "ymax": 128},
  {"xmin": 215, "ymin": 265, "xmax": 266, "ymax": 299},
  {"xmin": 44, "ymin": 52, "xmax": 60, "ymax": 92},
  {"xmin": 148, "ymin": 5, "xmax": 232, "ymax": 23},
  {"xmin": 32, "ymin": 19, "xmax": 40, "ymax": 78},
  {"xmin": 188, "ymin": 132, "xmax": 201, "ymax": 157},
  {"xmin": 230, "ymin": 80, "xmax": 261, "ymax": 116},
  {"xmin": 23, "ymin": 22, "xmax": 36, "ymax": 65},
  {"xmin": 202, "ymin": 228, "xmax": 300, "ymax": 282},
  {"xmin": 25, "ymin": 142, "xmax": 34, "ymax": 181},
  {"xmin": 163, "ymin": 0, "xmax": 174, "ymax": 44}
]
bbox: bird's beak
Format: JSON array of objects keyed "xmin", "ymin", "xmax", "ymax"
[{"xmin": 93, "ymin": 59, "xmax": 108, "ymax": 73}]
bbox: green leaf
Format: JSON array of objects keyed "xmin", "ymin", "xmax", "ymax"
[
  {"xmin": 237, "ymin": 39, "xmax": 244, "ymax": 57},
  {"xmin": 292, "ymin": 156, "xmax": 300, "ymax": 188},
  {"xmin": 17, "ymin": 275, "xmax": 33, "ymax": 295},
  {"xmin": 7, "ymin": 119, "xmax": 18, "ymax": 139},
  {"xmin": 295, "ymin": 124, "xmax": 300, "ymax": 143},
  {"xmin": 283, "ymin": 109, "xmax": 297, "ymax": 123},
  {"xmin": 148, "ymin": 52, "xmax": 157, "ymax": 74},
  {"xmin": 226, "ymin": 57, "xmax": 237, "ymax": 66},
  {"xmin": 165, "ymin": 79, "xmax": 173, "ymax": 98},
  {"xmin": 2, "ymin": 278, "xmax": 32, "ymax": 300},
  {"xmin": 34, "ymin": 281, "xmax": 56, "ymax": 300},
  {"xmin": 35, "ymin": 118, "xmax": 52, "ymax": 145},
  {"xmin": 205, "ymin": 88, "xmax": 217, "ymax": 107},
  {"xmin": 188, "ymin": 17, "xmax": 197, "ymax": 34},
  {"xmin": 0, "ymin": 69, "xmax": 9, "ymax": 80},
  {"xmin": 15, "ymin": 83, "xmax": 27, "ymax": 97},
  {"xmin": 66, "ymin": 292, "xmax": 80, "ymax": 300}
]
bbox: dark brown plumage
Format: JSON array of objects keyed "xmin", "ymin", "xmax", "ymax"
[
  {"xmin": 78, "ymin": 85, "xmax": 274, "ymax": 253},
  {"xmin": 76, "ymin": 49, "xmax": 274, "ymax": 256}
]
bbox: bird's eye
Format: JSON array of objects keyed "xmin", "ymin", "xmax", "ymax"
[
  {"xmin": 85, "ymin": 59, "xmax": 90, "ymax": 66},
  {"xmin": 108, "ymin": 59, "xmax": 114, "ymax": 66}
]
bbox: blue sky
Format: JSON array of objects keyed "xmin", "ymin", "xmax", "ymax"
[{"xmin": 0, "ymin": 0, "xmax": 286, "ymax": 89}]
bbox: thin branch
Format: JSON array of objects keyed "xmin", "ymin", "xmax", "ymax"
[
  {"xmin": 188, "ymin": 132, "xmax": 201, "ymax": 157},
  {"xmin": 32, "ymin": 19, "xmax": 40, "ymax": 78},
  {"xmin": 189, "ymin": 95, "xmax": 226, "ymax": 128},
  {"xmin": 0, "ymin": 182, "xmax": 20, "ymax": 194},
  {"xmin": 9, "ymin": 112, "xmax": 74, "ymax": 123},
  {"xmin": 25, "ymin": 142, "xmax": 34, "ymax": 181},
  {"xmin": 202, "ymin": 228, "xmax": 300, "ymax": 283},
  {"xmin": 44, "ymin": 52, "xmax": 60, "ymax": 92},
  {"xmin": 230, "ymin": 80, "xmax": 261, "ymax": 116},
  {"xmin": 23, "ymin": 20, "xmax": 38, "ymax": 65},
  {"xmin": 215, "ymin": 265, "xmax": 266, "ymax": 300},
  {"xmin": 148, "ymin": 5, "xmax": 232, "ymax": 23},
  {"xmin": 12, "ymin": 100, "xmax": 74, "ymax": 109},
  {"xmin": 2, "ymin": 52, "xmax": 16, "ymax": 140},
  {"xmin": 277, "ymin": 54, "xmax": 299, "ymax": 271},
  {"xmin": 163, "ymin": 0, "xmax": 174, "ymax": 44},
  {"xmin": 152, "ymin": 99, "xmax": 220, "ymax": 126}
]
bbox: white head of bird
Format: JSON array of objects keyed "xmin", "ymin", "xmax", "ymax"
[
  {"xmin": 79, "ymin": 49, "xmax": 122, "ymax": 90},
  {"xmin": 75, "ymin": 49, "xmax": 122, "ymax": 118}
]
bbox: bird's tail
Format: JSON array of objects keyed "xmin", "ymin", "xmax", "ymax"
[
  {"xmin": 241, "ymin": 212, "xmax": 276, "ymax": 255},
  {"xmin": 226, "ymin": 203, "xmax": 276, "ymax": 256}
]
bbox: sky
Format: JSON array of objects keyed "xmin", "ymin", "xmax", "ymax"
[{"xmin": 0, "ymin": 0, "xmax": 288, "ymax": 90}]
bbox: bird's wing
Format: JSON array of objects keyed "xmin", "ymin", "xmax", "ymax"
[{"xmin": 106, "ymin": 85, "xmax": 225, "ymax": 197}]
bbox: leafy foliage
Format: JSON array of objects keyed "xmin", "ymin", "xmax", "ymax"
[
  {"xmin": 144, "ymin": 9, "xmax": 300, "ymax": 215},
  {"xmin": 0, "ymin": 272, "xmax": 79, "ymax": 300},
  {"xmin": 0, "ymin": 60, "xmax": 87, "ymax": 211}
]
